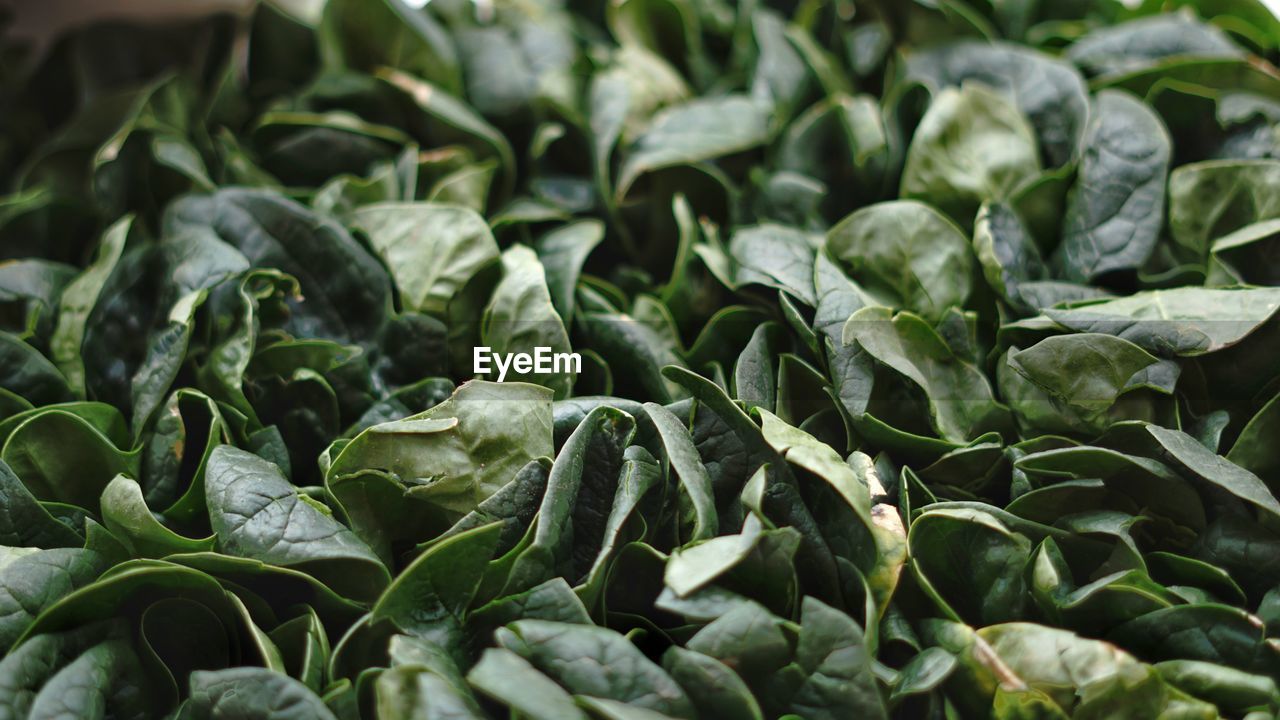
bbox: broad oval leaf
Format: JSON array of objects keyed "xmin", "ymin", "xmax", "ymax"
[
  {"xmin": 826, "ymin": 201, "xmax": 974, "ymax": 321},
  {"xmin": 205, "ymin": 445, "xmax": 389, "ymax": 602}
]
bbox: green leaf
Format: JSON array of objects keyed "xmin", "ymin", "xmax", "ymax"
[
  {"xmin": 320, "ymin": 0, "xmax": 460, "ymax": 94},
  {"xmin": 495, "ymin": 620, "xmax": 696, "ymax": 718},
  {"xmin": 50, "ymin": 216, "xmax": 130, "ymax": 398},
  {"xmin": 180, "ymin": 667, "xmax": 337, "ymax": 720},
  {"xmin": 269, "ymin": 608, "xmax": 329, "ymax": 693},
  {"xmin": 1208, "ymin": 218, "xmax": 1280, "ymax": 286},
  {"xmin": 1014, "ymin": 446, "xmax": 1205, "ymax": 530},
  {"xmin": 372, "ymin": 522, "xmax": 500, "ymax": 646},
  {"xmin": 163, "ymin": 552, "xmax": 363, "ymax": 630},
  {"xmin": 0, "ymin": 457, "xmax": 84, "ymax": 548},
  {"xmin": 193, "ymin": 271, "xmax": 295, "ymax": 427},
  {"xmin": 1228, "ymin": 390, "xmax": 1280, "ymax": 484},
  {"xmin": 1066, "ymin": 12, "xmax": 1245, "ymax": 78},
  {"xmin": 1006, "ymin": 333, "xmax": 1161, "ymax": 428},
  {"xmin": 617, "ymin": 95, "xmax": 770, "ymax": 198},
  {"xmin": 23, "ymin": 633, "xmax": 153, "ymax": 720},
  {"xmin": 377, "ymin": 68, "xmax": 516, "ymax": 199},
  {"xmin": 827, "ymin": 201, "xmax": 974, "ymax": 321},
  {"xmin": 1106, "ymin": 603, "xmax": 1272, "ymax": 673},
  {"xmin": 890, "ymin": 647, "xmax": 956, "ymax": 703},
  {"xmin": 901, "ymin": 83, "xmax": 1041, "ymax": 227},
  {"xmin": 1144, "ymin": 425, "xmax": 1280, "ymax": 529},
  {"xmin": 973, "ymin": 201, "xmax": 1048, "ymax": 313},
  {"xmin": 0, "ymin": 548, "xmax": 104, "ymax": 651},
  {"xmin": 1167, "ymin": 159, "xmax": 1280, "ymax": 263},
  {"xmin": 662, "ymin": 646, "xmax": 764, "ymax": 720},
  {"xmin": 469, "ymin": 577, "xmax": 592, "ymax": 635},
  {"xmin": 975, "ymin": 622, "xmax": 1215, "ymax": 717},
  {"xmin": 205, "ymin": 445, "xmax": 389, "ymax": 602},
  {"xmin": 910, "ymin": 507, "xmax": 1032, "ymax": 625},
  {"xmin": 644, "ymin": 402, "xmax": 718, "ymax": 542},
  {"xmin": 350, "ymin": 202, "xmax": 499, "ymax": 318},
  {"xmin": 905, "ymin": 41, "xmax": 1089, "ymax": 167},
  {"xmin": 750, "ymin": 10, "xmax": 810, "ymax": 121},
  {"xmin": 579, "ymin": 311, "xmax": 688, "ymax": 404},
  {"xmin": 535, "ymin": 221, "xmax": 604, "ymax": 324},
  {"xmin": 0, "ymin": 332, "xmax": 73, "ymax": 408},
  {"xmin": 726, "ymin": 225, "xmax": 818, "ymax": 306},
  {"xmin": 467, "ymin": 647, "xmax": 587, "ymax": 720},
  {"xmin": 143, "ymin": 389, "xmax": 231, "ymax": 523},
  {"xmin": 685, "ymin": 600, "xmax": 793, "ymax": 692},
  {"xmin": 165, "ymin": 189, "xmax": 392, "ymax": 345},
  {"xmin": 1052, "ymin": 90, "xmax": 1171, "ymax": 281},
  {"xmin": 480, "ymin": 245, "xmax": 576, "ymax": 399},
  {"xmin": 100, "ymin": 475, "xmax": 216, "ymax": 558},
  {"xmin": 786, "ymin": 597, "xmax": 887, "ymax": 720},
  {"xmin": 328, "ymin": 381, "xmax": 553, "ymax": 528},
  {"xmin": 377, "ymin": 659, "xmax": 485, "ymax": 720},
  {"xmin": 2, "ymin": 408, "xmax": 139, "ymax": 511},
  {"xmin": 505, "ymin": 405, "xmax": 634, "ymax": 593},
  {"xmin": 665, "ymin": 515, "xmax": 789, "ymax": 599},
  {"xmin": 576, "ymin": 445, "xmax": 662, "ymax": 608},
  {"xmin": 0, "ymin": 258, "xmax": 75, "ymax": 344},
  {"xmin": 588, "ymin": 46, "xmax": 690, "ymax": 203},
  {"xmin": 7, "ymin": 5, "xmax": 1280, "ymax": 717},
  {"xmin": 249, "ymin": 110, "xmax": 408, "ymax": 188},
  {"xmin": 1155, "ymin": 660, "xmax": 1280, "ymax": 715},
  {"xmin": 1044, "ymin": 287, "xmax": 1280, "ymax": 356},
  {"xmin": 844, "ymin": 307, "xmax": 1010, "ymax": 442},
  {"xmin": 732, "ymin": 322, "xmax": 783, "ymax": 413}
]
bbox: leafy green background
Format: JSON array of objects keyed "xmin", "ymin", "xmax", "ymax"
[{"xmin": 1, "ymin": 0, "xmax": 1280, "ymax": 717}]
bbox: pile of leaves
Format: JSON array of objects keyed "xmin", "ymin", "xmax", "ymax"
[{"xmin": 2, "ymin": 0, "xmax": 1280, "ymax": 716}]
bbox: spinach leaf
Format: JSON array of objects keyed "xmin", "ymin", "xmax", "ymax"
[
  {"xmin": 1067, "ymin": 12, "xmax": 1244, "ymax": 78},
  {"xmin": 206, "ymin": 445, "xmax": 389, "ymax": 601},
  {"xmin": 494, "ymin": 620, "xmax": 696, "ymax": 718},
  {"xmin": 327, "ymin": 381, "xmax": 553, "ymax": 529},
  {"xmin": 826, "ymin": 201, "xmax": 973, "ymax": 321},
  {"xmin": 905, "ymin": 41, "xmax": 1089, "ymax": 167},
  {"xmin": 617, "ymin": 95, "xmax": 770, "ymax": 198},
  {"xmin": 180, "ymin": 667, "xmax": 337, "ymax": 720},
  {"xmin": 350, "ymin": 202, "xmax": 499, "ymax": 318},
  {"xmin": 481, "ymin": 246, "xmax": 576, "ymax": 399},
  {"xmin": 1053, "ymin": 90, "xmax": 1172, "ymax": 281},
  {"xmin": 1168, "ymin": 159, "xmax": 1280, "ymax": 263},
  {"xmin": 165, "ymin": 189, "xmax": 392, "ymax": 344},
  {"xmin": 901, "ymin": 83, "xmax": 1040, "ymax": 227}
]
